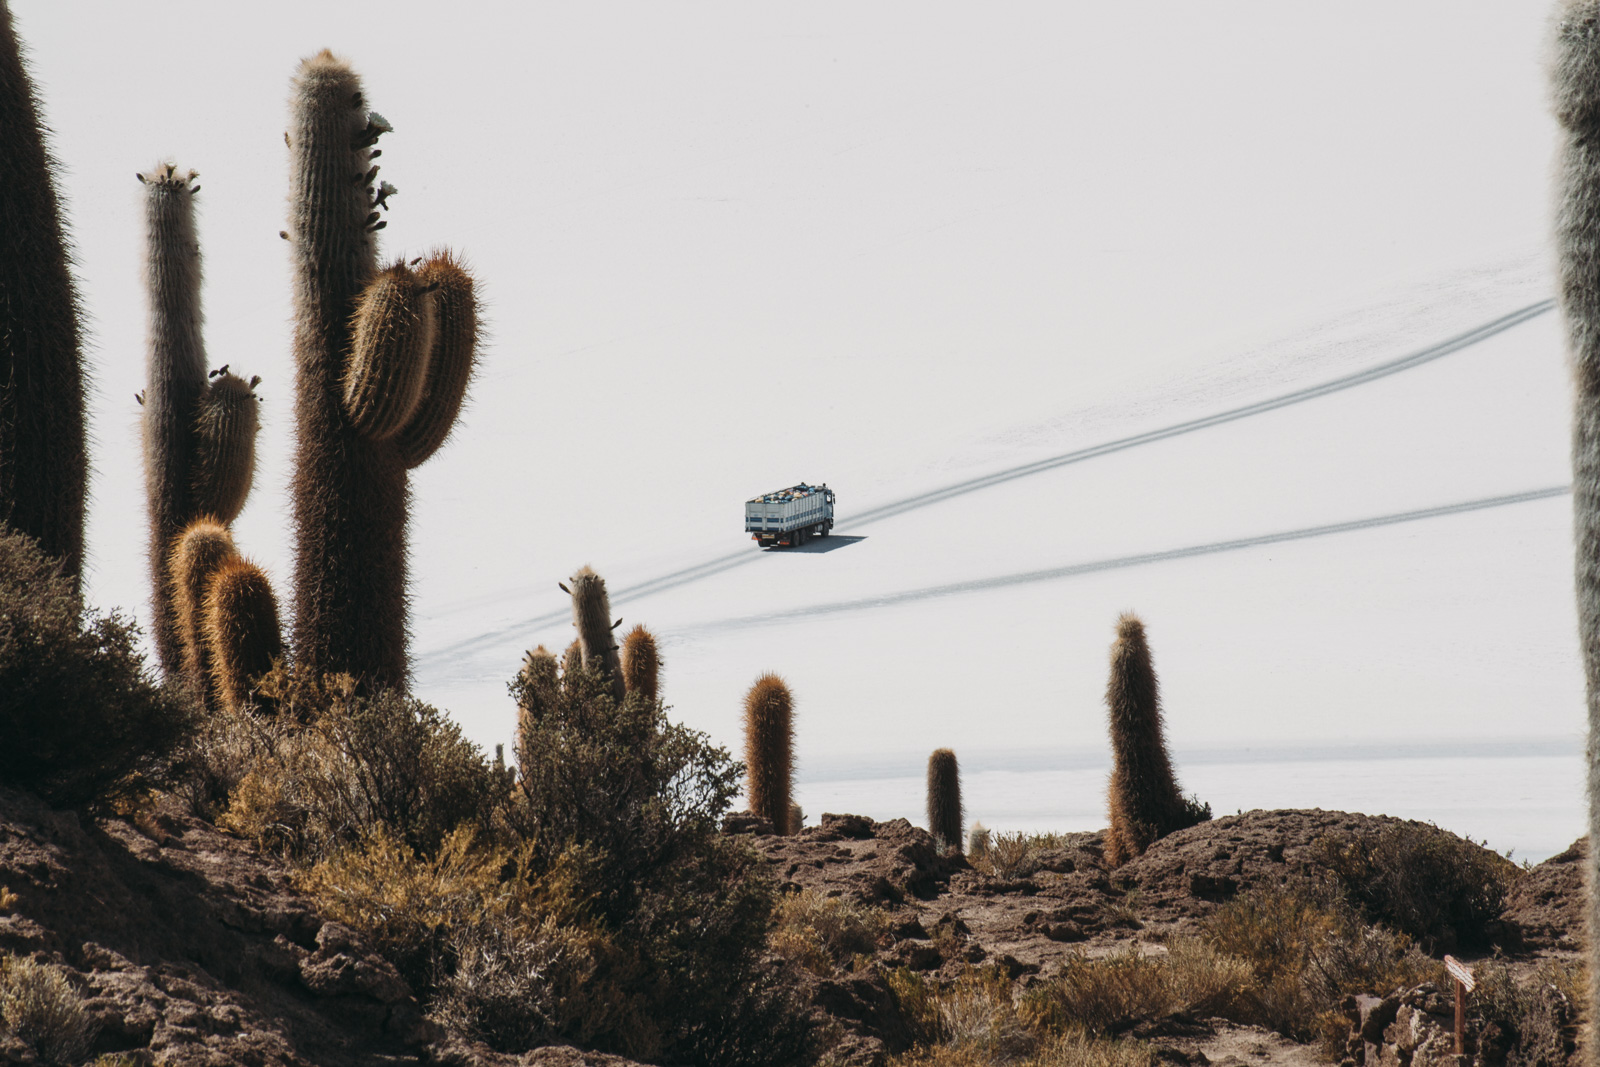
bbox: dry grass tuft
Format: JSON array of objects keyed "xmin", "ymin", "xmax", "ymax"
[
  {"xmin": 0, "ymin": 954, "xmax": 98, "ymax": 1066},
  {"xmin": 967, "ymin": 831, "xmax": 1075, "ymax": 879},
  {"xmin": 1020, "ymin": 940, "xmax": 1251, "ymax": 1036},
  {"xmin": 769, "ymin": 889, "xmax": 889, "ymax": 977}
]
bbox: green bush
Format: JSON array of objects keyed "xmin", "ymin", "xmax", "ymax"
[
  {"xmin": 0, "ymin": 526, "xmax": 192, "ymax": 810},
  {"xmin": 509, "ymin": 662, "xmax": 815, "ymax": 1067},
  {"xmin": 1309, "ymin": 822, "xmax": 1519, "ymax": 952}
]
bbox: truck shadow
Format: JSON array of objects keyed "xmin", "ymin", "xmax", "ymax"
[{"xmin": 773, "ymin": 535, "xmax": 867, "ymax": 554}]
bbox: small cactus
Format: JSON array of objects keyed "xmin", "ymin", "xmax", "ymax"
[
  {"xmin": 169, "ymin": 518, "xmax": 238, "ymax": 706},
  {"xmin": 1103, "ymin": 613, "xmax": 1203, "ymax": 866},
  {"xmin": 620, "ymin": 623, "xmax": 661, "ymax": 703},
  {"xmin": 559, "ymin": 639, "xmax": 582, "ymax": 689},
  {"xmin": 202, "ymin": 557, "xmax": 283, "ymax": 714},
  {"xmin": 967, "ymin": 822, "xmax": 991, "ymax": 860},
  {"xmin": 563, "ymin": 566, "xmax": 624, "ymax": 703},
  {"xmin": 743, "ymin": 673, "xmax": 794, "ymax": 835},
  {"xmin": 0, "ymin": 2, "xmax": 86, "ymax": 596},
  {"xmin": 926, "ymin": 748, "xmax": 964, "ymax": 855}
]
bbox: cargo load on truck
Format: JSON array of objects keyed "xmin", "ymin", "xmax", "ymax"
[{"xmin": 745, "ymin": 483, "xmax": 835, "ymax": 548}]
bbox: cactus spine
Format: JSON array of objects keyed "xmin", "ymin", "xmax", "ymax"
[
  {"xmin": 564, "ymin": 566, "xmax": 624, "ymax": 703},
  {"xmin": 743, "ymin": 673, "xmax": 794, "ymax": 835},
  {"xmin": 0, "ymin": 1, "xmax": 86, "ymax": 593},
  {"xmin": 1551, "ymin": 4, "xmax": 1600, "ymax": 1053},
  {"xmin": 203, "ymin": 557, "xmax": 283, "ymax": 713},
  {"xmin": 170, "ymin": 519, "xmax": 238, "ymax": 705},
  {"xmin": 286, "ymin": 52, "xmax": 478, "ymax": 692},
  {"xmin": 621, "ymin": 623, "xmax": 661, "ymax": 703},
  {"xmin": 138, "ymin": 164, "xmax": 262, "ymax": 672},
  {"xmin": 1103, "ymin": 613, "xmax": 1194, "ymax": 866},
  {"xmin": 926, "ymin": 748, "xmax": 963, "ymax": 855}
]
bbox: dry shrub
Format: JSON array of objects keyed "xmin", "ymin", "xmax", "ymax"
[
  {"xmin": 1019, "ymin": 941, "xmax": 1251, "ymax": 1036},
  {"xmin": 968, "ymin": 832, "xmax": 1075, "ymax": 879},
  {"xmin": 178, "ymin": 666, "xmax": 513, "ymax": 863},
  {"xmin": 1309, "ymin": 822, "xmax": 1519, "ymax": 952},
  {"xmin": 1199, "ymin": 885, "xmax": 1443, "ymax": 1045},
  {"xmin": 295, "ymin": 825, "xmax": 505, "ymax": 988},
  {"xmin": 1468, "ymin": 959, "xmax": 1582, "ymax": 1067},
  {"xmin": 0, "ymin": 526, "xmax": 193, "ymax": 811},
  {"xmin": 886, "ymin": 966, "xmax": 1161, "ymax": 1067},
  {"xmin": 769, "ymin": 889, "xmax": 889, "ymax": 977},
  {"xmin": 0, "ymin": 954, "xmax": 97, "ymax": 1066}
]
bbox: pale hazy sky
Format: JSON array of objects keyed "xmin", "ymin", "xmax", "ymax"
[{"xmin": 8, "ymin": 3, "xmax": 1573, "ymax": 762}]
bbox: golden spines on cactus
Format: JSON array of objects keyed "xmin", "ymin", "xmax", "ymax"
[
  {"xmin": 926, "ymin": 748, "xmax": 963, "ymax": 855},
  {"xmin": 191, "ymin": 370, "xmax": 260, "ymax": 524},
  {"xmin": 202, "ymin": 557, "xmax": 283, "ymax": 714},
  {"xmin": 342, "ymin": 261, "xmax": 436, "ymax": 441},
  {"xmin": 397, "ymin": 250, "xmax": 477, "ymax": 469},
  {"xmin": 560, "ymin": 638, "xmax": 582, "ymax": 690},
  {"xmin": 621, "ymin": 624, "xmax": 660, "ymax": 703},
  {"xmin": 562, "ymin": 566, "xmax": 624, "ymax": 703},
  {"xmin": 169, "ymin": 518, "xmax": 237, "ymax": 706},
  {"xmin": 742, "ymin": 673, "xmax": 794, "ymax": 835}
]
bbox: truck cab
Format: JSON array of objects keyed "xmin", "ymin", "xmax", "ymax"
[{"xmin": 745, "ymin": 483, "xmax": 835, "ymax": 548}]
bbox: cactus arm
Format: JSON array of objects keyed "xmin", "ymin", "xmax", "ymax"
[
  {"xmin": 191, "ymin": 371, "xmax": 260, "ymax": 527},
  {"xmin": 620, "ymin": 624, "xmax": 661, "ymax": 704},
  {"xmin": 396, "ymin": 251, "xmax": 478, "ymax": 469},
  {"xmin": 0, "ymin": 1, "xmax": 86, "ymax": 595},
  {"xmin": 342, "ymin": 262, "xmax": 435, "ymax": 440}
]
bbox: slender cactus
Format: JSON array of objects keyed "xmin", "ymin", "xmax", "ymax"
[
  {"xmin": 621, "ymin": 623, "xmax": 661, "ymax": 703},
  {"xmin": 516, "ymin": 645, "xmax": 559, "ymax": 785},
  {"xmin": 563, "ymin": 566, "xmax": 624, "ymax": 703},
  {"xmin": 1103, "ymin": 613, "xmax": 1201, "ymax": 866},
  {"xmin": 203, "ymin": 557, "xmax": 283, "ymax": 714},
  {"xmin": 743, "ymin": 673, "xmax": 794, "ymax": 835},
  {"xmin": 286, "ymin": 51, "xmax": 478, "ymax": 692},
  {"xmin": 169, "ymin": 519, "xmax": 238, "ymax": 706},
  {"xmin": 0, "ymin": 1, "xmax": 85, "ymax": 594},
  {"xmin": 560, "ymin": 638, "xmax": 582, "ymax": 690},
  {"xmin": 1551, "ymin": 5, "xmax": 1600, "ymax": 1055},
  {"xmin": 138, "ymin": 163, "xmax": 261, "ymax": 674},
  {"xmin": 926, "ymin": 748, "xmax": 964, "ymax": 855}
]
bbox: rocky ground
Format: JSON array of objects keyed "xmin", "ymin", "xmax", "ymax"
[{"xmin": 0, "ymin": 789, "xmax": 1577, "ymax": 1066}]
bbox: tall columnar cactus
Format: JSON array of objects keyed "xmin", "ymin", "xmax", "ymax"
[
  {"xmin": 743, "ymin": 673, "xmax": 794, "ymax": 835},
  {"xmin": 202, "ymin": 557, "xmax": 283, "ymax": 714},
  {"xmin": 286, "ymin": 51, "xmax": 479, "ymax": 692},
  {"xmin": 170, "ymin": 519, "xmax": 238, "ymax": 705},
  {"xmin": 0, "ymin": 1, "xmax": 85, "ymax": 593},
  {"xmin": 1103, "ymin": 613, "xmax": 1203, "ymax": 866},
  {"xmin": 561, "ymin": 566, "xmax": 624, "ymax": 703},
  {"xmin": 1551, "ymin": 3, "xmax": 1600, "ymax": 1050},
  {"xmin": 621, "ymin": 624, "xmax": 661, "ymax": 703},
  {"xmin": 138, "ymin": 163, "xmax": 262, "ymax": 673},
  {"xmin": 516, "ymin": 645, "xmax": 559, "ymax": 785},
  {"xmin": 926, "ymin": 748, "xmax": 964, "ymax": 855}
]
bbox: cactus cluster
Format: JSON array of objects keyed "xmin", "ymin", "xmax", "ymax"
[
  {"xmin": 168, "ymin": 520, "xmax": 282, "ymax": 714},
  {"xmin": 0, "ymin": 1, "xmax": 86, "ymax": 594},
  {"xmin": 137, "ymin": 163, "xmax": 263, "ymax": 678},
  {"xmin": 285, "ymin": 51, "xmax": 478, "ymax": 693}
]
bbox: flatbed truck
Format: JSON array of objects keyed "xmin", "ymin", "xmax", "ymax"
[{"xmin": 745, "ymin": 483, "xmax": 835, "ymax": 548}]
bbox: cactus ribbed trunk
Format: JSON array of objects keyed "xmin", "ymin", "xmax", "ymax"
[
  {"xmin": 0, "ymin": 1, "xmax": 85, "ymax": 594},
  {"xmin": 743, "ymin": 673, "xmax": 794, "ymax": 835},
  {"xmin": 287, "ymin": 52, "xmax": 409, "ymax": 692},
  {"xmin": 1551, "ymin": 5, "xmax": 1600, "ymax": 1058},
  {"xmin": 1104, "ymin": 613, "xmax": 1189, "ymax": 867},
  {"xmin": 569, "ymin": 566, "xmax": 624, "ymax": 703},
  {"xmin": 926, "ymin": 748, "xmax": 963, "ymax": 855},
  {"xmin": 142, "ymin": 170, "xmax": 208, "ymax": 672}
]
